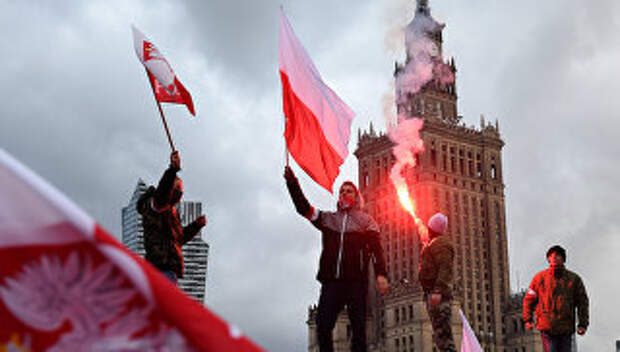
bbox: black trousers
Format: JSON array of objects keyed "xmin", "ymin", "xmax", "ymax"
[
  {"xmin": 316, "ymin": 281, "xmax": 367, "ymax": 352},
  {"xmin": 540, "ymin": 332, "xmax": 573, "ymax": 352}
]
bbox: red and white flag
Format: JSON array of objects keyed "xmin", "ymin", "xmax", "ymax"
[
  {"xmin": 278, "ymin": 10, "xmax": 355, "ymax": 193},
  {"xmin": 459, "ymin": 309, "xmax": 483, "ymax": 352},
  {"xmin": 0, "ymin": 149, "xmax": 263, "ymax": 352},
  {"xmin": 132, "ymin": 26, "xmax": 195, "ymax": 116}
]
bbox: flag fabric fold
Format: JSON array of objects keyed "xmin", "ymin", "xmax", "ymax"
[
  {"xmin": 278, "ymin": 9, "xmax": 355, "ymax": 193},
  {"xmin": 132, "ymin": 26, "xmax": 195, "ymax": 116},
  {"xmin": 459, "ymin": 309, "xmax": 484, "ymax": 352},
  {"xmin": 0, "ymin": 149, "xmax": 263, "ymax": 352}
]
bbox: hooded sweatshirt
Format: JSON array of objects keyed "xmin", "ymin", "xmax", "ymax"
[{"xmin": 286, "ymin": 176, "xmax": 387, "ymax": 283}]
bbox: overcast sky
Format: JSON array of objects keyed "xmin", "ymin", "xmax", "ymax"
[{"xmin": 1, "ymin": 0, "xmax": 619, "ymax": 350}]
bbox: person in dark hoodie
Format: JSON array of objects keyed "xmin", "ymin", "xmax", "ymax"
[
  {"xmin": 418, "ymin": 212, "xmax": 456, "ymax": 352},
  {"xmin": 137, "ymin": 151, "xmax": 206, "ymax": 284},
  {"xmin": 284, "ymin": 166, "xmax": 388, "ymax": 352},
  {"xmin": 523, "ymin": 245, "xmax": 589, "ymax": 352}
]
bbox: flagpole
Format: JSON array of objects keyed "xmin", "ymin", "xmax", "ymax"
[
  {"xmin": 285, "ymin": 142, "xmax": 289, "ymax": 167},
  {"xmin": 155, "ymin": 99, "xmax": 176, "ymax": 152},
  {"xmin": 146, "ymin": 69, "xmax": 176, "ymax": 152},
  {"xmin": 283, "ymin": 115, "xmax": 289, "ymax": 167}
]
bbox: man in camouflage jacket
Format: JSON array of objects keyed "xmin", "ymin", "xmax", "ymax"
[
  {"xmin": 137, "ymin": 151, "xmax": 206, "ymax": 283},
  {"xmin": 418, "ymin": 212, "xmax": 456, "ymax": 352},
  {"xmin": 523, "ymin": 245, "xmax": 589, "ymax": 352}
]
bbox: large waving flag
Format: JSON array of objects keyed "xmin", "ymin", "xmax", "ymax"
[
  {"xmin": 278, "ymin": 9, "xmax": 355, "ymax": 193},
  {"xmin": 132, "ymin": 26, "xmax": 195, "ymax": 116},
  {"xmin": 460, "ymin": 309, "xmax": 483, "ymax": 352},
  {"xmin": 0, "ymin": 149, "xmax": 263, "ymax": 352}
]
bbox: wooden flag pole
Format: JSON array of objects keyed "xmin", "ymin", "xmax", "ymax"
[
  {"xmin": 283, "ymin": 115, "xmax": 289, "ymax": 167},
  {"xmin": 155, "ymin": 99, "xmax": 176, "ymax": 152},
  {"xmin": 285, "ymin": 142, "xmax": 289, "ymax": 167},
  {"xmin": 146, "ymin": 69, "xmax": 176, "ymax": 152}
]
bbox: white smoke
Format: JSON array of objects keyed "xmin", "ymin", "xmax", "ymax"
[
  {"xmin": 389, "ymin": 9, "xmax": 445, "ymax": 174},
  {"xmin": 382, "ymin": 0, "xmax": 413, "ymax": 56},
  {"xmin": 386, "ymin": 6, "xmax": 455, "ymax": 238},
  {"xmin": 388, "ymin": 118, "xmax": 424, "ymax": 187},
  {"xmin": 395, "ymin": 9, "xmax": 452, "ymax": 105}
]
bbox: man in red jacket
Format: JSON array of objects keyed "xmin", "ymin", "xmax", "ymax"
[{"xmin": 523, "ymin": 245, "xmax": 589, "ymax": 352}]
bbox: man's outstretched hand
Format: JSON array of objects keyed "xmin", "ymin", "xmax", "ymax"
[
  {"xmin": 195, "ymin": 215, "xmax": 207, "ymax": 228},
  {"xmin": 170, "ymin": 151, "xmax": 181, "ymax": 171},
  {"xmin": 577, "ymin": 327, "xmax": 586, "ymax": 335}
]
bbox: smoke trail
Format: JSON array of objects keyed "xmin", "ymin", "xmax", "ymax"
[
  {"xmin": 386, "ymin": 7, "xmax": 455, "ymax": 244},
  {"xmin": 388, "ymin": 117, "xmax": 429, "ymax": 244},
  {"xmin": 389, "ymin": 118, "xmax": 424, "ymax": 188},
  {"xmin": 395, "ymin": 9, "xmax": 452, "ymax": 103},
  {"xmin": 382, "ymin": 0, "xmax": 413, "ymax": 56},
  {"xmin": 382, "ymin": 84, "xmax": 397, "ymax": 129}
]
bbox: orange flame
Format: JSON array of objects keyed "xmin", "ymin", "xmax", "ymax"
[{"xmin": 396, "ymin": 184, "xmax": 429, "ymax": 245}]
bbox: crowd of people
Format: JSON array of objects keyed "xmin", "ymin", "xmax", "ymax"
[{"xmin": 139, "ymin": 151, "xmax": 589, "ymax": 352}]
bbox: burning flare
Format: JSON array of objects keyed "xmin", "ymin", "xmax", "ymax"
[
  {"xmin": 388, "ymin": 118, "xmax": 429, "ymax": 245},
  {"xmin": 395, "ymin": 184, "xmax": 429, "ymax": 243},
  {"xmin": 386, "ymin": 5, "xmax": 454, "ymax": 245}
]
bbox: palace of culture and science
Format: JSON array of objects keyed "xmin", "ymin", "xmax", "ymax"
[{"xmin": 307, "ymin": 1, "xmax": 542, "ymax": 351}]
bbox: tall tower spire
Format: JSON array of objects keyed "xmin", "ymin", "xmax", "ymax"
[
  {"xmin": 395, "ymin": 0, "xmax": 457, "ymax": 124},
  {"xmin": 417, "ymin": 0, "xmax": 430, "ymax": 16}
]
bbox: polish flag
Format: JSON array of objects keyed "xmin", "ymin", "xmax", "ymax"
[
  {"xmin": 132, "ymin": 26, "xmax": 195, "ymax": 116},
  {"xmin": 0, "ymin": 149, "xmax": 263, "ymax": 352},
  {"xmin": 459, "ymin": 309, "xmax": 483, "ymax": 352},
  {"xmin": 278, "ymin": 10, "xmax": 355, "ymax": 193}
]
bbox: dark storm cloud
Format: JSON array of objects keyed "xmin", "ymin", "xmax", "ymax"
[
  {"xmin": 177, "ymin": 0, "xmax": 367, "ymax": 92},
  {"xmin": 1, "ymin": 1, "xmax": 618, "ymax": 351}
]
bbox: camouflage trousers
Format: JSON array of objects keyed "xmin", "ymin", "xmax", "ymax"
[{"xmin": 424, "ymin": 293, "xmax": 457, "ymax": 352}]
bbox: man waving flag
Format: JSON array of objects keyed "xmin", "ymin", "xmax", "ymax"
[{"xmin": 278, "ymin": 9, "xmax": 355, "ymax": 193}]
